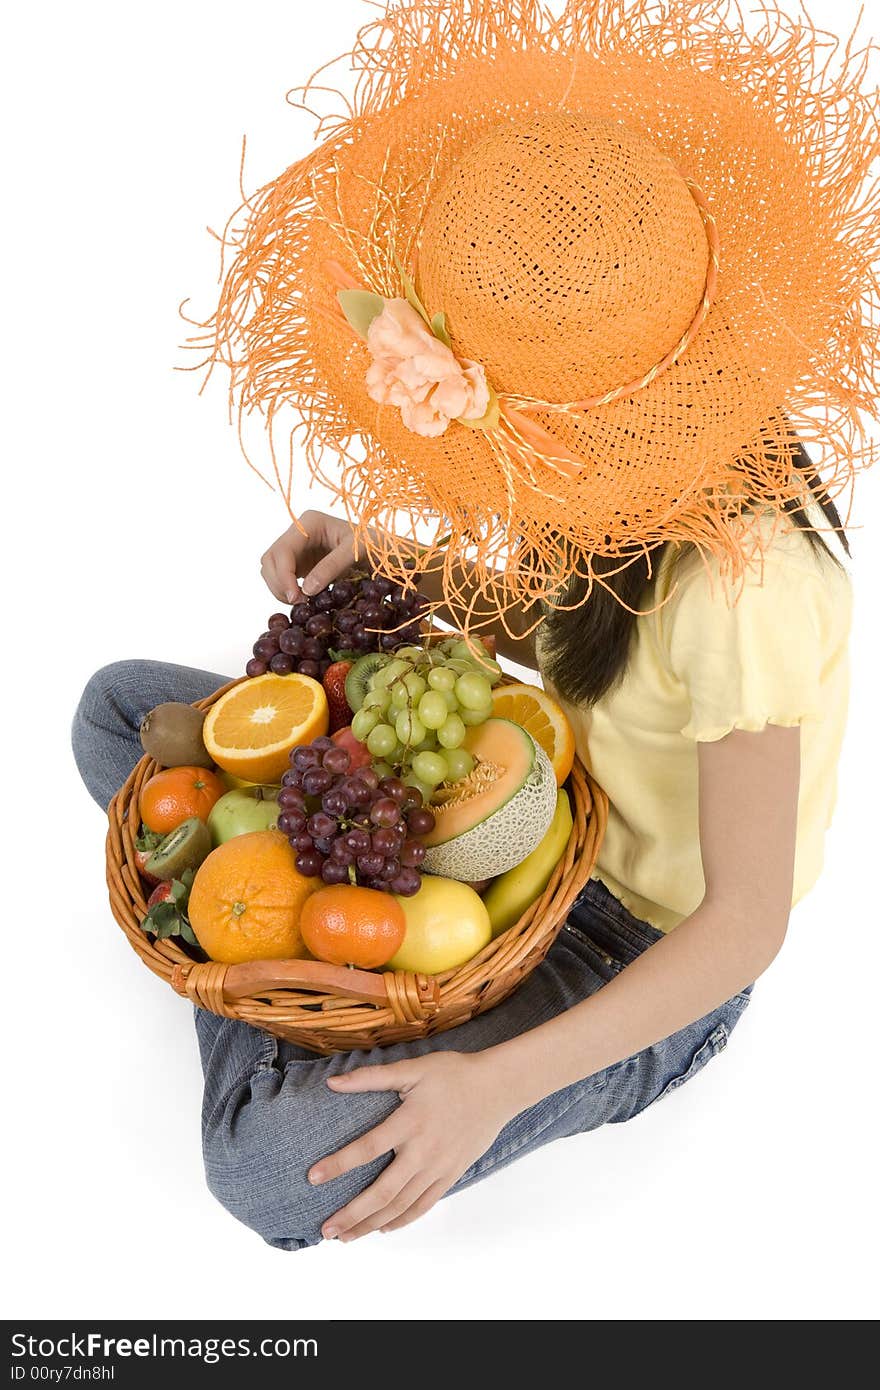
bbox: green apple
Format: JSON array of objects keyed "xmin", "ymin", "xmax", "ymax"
[{"xmin": 208, "ymin": 786, "xmax": 280, "ymax": 846}]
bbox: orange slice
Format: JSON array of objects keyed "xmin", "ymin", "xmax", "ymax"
[
  {"xmin": 203, "ymin": 674, "xmax": 329, "ymax": 784},
  {"xmin": 490, "ymin": 683, "xmax": 576, "ymax": 786}
]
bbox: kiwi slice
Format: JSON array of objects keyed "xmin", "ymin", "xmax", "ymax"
[
  {"xmin": 145, "ymin": 817, "xmax": 212, "ymax": 881},
  {"xmin": 140, "ymin": 702, "xmax": 213, "ymax": 769},
  {"xmin": 345, "ymin": 652, "xmax": 392, "ymax": 711}
]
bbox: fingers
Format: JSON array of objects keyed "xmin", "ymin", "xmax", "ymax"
[
  {"xmin": 259, "ymin": 513, "xmax": 357, "ymax": 605},
  {"xmin": 300, "ymin": 538, "xmax": 357, "ymax": 597},
  {"xmin": 379, "ymin": 1179, "xmax": 449, "ymax": 1234},
  {"xmin": 337, "ymin": 1175, "xmax": 432, "ymax": 1243},
  {"xmin": 271, "ymin": 545, "xmax": 303, "ymax": 605},
  {"xmin": 323, "ymin": 1165, "xmax": 425, "ymax": 1243},
  {"xmin": 259, "ymin": 549, "xmax": 292, "ymax": 604},
  {"xmin": 260, "ymin": 513, "xmax": 324, "ymax": 604},
  {"xmin": 326, "ymin": 1061, "xmax": 416, "ymax": 1096},
  {"xmin": 309, "ymin": 1116, "xmax": 400, "ymax": 1185}
]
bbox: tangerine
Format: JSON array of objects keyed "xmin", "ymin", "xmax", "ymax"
[
  {"xmin": 140, "ymin": 765, "xmax": 226, "ymax": 833},
  {"xmin": 300, "ymin": 886, "xmax": 406, "ymax": 969},
  {"xmin": 187, "ymin": 829, "xmax": 321, "ymax": 964}
]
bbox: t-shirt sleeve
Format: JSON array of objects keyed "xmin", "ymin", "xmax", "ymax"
[{"xmin": 663, "ymin": 553, "xmax": 827, "ymax": 743}]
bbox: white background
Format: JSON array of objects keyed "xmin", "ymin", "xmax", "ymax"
[{"xmin": 3, "ymin": 1, "xmax": 878, "ymax": 1321}]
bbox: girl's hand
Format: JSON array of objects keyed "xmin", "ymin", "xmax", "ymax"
[
  {"xmin": 309, "ymin": 1052, "xmax": 513, "ymax": 1241},
  {"xmin": 261, "ymin": 510, "xmax": 362, "ymax": 604}
]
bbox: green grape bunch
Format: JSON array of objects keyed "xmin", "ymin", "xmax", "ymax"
[{"xmin": 350, "ymin": 638, "xmax": 504, "ymax": 802}]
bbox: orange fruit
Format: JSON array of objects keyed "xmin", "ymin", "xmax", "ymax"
[
  {"xmin": 188, "ymin": 829, "xmax": 321, "ymax": 964},
  {"xmin": 300, "ymin": 886, "xmax": 406, "ymax": 969},
  {"xmin": 140, "ymin": 765, "xmax": 226, "ymax": 833},
  {"xmin": 490, "ymin": 683, "xmax": 576, "ymax": 786},
  {"xmin": 202, "ymin": 673, "xmax": 329, "ymax": 784}
]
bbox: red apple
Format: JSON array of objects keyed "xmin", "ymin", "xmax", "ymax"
[{"xmin": 331, "ymin": 726, "xmax": 372, "ymax": 770}]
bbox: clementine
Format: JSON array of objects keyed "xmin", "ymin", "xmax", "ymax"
[
  {"xmin": 140, "ymin": 765, "xmax": 226, "ymax": 834},
  {"xmin": 300, "ymin": 886, "xmax": 406, "ymax": 969},
  {"xmin": 188, "ymin": 829, "xmax": 321, "ymax": 965}
]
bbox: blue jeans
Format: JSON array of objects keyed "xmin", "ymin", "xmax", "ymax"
[{"xmin": 73, "ymin": 660, "xmax": 751, "ymax": 1251}]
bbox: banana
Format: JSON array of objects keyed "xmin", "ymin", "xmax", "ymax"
[{"xmin": 483, "ymin": 788, "xmax": 573, "ymax": 937}]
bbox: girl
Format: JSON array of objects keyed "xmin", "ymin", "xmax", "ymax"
[
  {"xmin": 73, "ymin": 483, "xmax": 850, "ymax": 1248},
  {"xmin": 73, "ymin": 0, "xmax": 875, "ymax": 1250}
]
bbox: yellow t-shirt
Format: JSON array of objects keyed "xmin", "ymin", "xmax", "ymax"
[{"xmin": 543, "ymin": 523, "xmax": 852, "ymax": 932}]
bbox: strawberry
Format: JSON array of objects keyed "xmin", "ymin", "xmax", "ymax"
[
  {"xmin": 323, "ymin": 661, "xmax": 354, "ymax": 734},
  {"xmin": 146, "ymin": 881, "xmax": 175, "ymax": 911},
  {"xmin": 143, "ymin": 871, "xmax": 199, "ymax": 946}
]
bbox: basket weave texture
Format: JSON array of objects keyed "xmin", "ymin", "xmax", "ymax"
[{"xmin": 106, "ymin": 679, "xmax": 607, "ymax": 1054}]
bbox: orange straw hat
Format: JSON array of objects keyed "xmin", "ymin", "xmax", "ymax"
[{"xmin": 192, "ymin": 0, "xmax": 880, "ymax": 629}]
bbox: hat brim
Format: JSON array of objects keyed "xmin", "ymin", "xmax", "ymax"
[{"xmin": 197, "ymin": 0, "xmax": 879, "ymax": 616}]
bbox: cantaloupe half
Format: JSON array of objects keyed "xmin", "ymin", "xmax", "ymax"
[{"xmin": 422, "ymin": 718, "xmax": 558, "ymax": 881}]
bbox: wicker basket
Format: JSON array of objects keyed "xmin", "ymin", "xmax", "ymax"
[{"xmin": 106, "ymin": 678, "xmax": 607, "ymax": 1054}]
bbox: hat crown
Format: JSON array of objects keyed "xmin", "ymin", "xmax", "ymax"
[{"xmin": 418, "ymin": 114, "xmax": 710, "ymax": 400}]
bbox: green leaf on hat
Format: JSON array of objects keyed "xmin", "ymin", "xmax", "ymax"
[
  {"xmin": 457, "ymin": 385, "xmax": 501, "ymax": 433},
  {"xmin": 337, "ymin": 289, "xmax": 386, "ymax": 340},
  {"xmin": 392, "ymin": 252, "xmax": 433, "ymax": 328},
  {"xmin": 431, "ymin": 311, "xmax": 453, "ymax": 349}
]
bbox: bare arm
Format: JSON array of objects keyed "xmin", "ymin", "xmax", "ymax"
[
  {"xmin": 482, "ymin": 723, "xmax": 799, "ymax": 1103},
  {"xmin": 313, "ymin": 723, "xmax": 799, "ymax": 1238}
]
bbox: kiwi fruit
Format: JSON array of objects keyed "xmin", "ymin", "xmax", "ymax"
[
  {"xmin": 145, "ymin": 817, "xmax": 212, "ymax": 880},
  {"xmin": 345, "ymin": 653, "xmax": 392, "ymax": 711},
  {"xmin": 140, "ymin": 702, "xmax": 213, "ymax": 768}
]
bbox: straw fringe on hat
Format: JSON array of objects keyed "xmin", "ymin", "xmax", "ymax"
[{"xmin": 189, "ymin": 0, "xmax": 880, "ymax": 630}]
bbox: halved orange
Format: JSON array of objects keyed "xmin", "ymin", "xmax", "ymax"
[
  {"xmin": 203, "ymin": 674, "xmax": 329, "ymax": 784},
  {"xmin": 490, "ymin": 683, "xmax": 576, "ymax": 786}
]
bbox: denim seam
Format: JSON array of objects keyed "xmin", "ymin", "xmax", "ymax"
[
  {"xmin": 255, "ymin": 1031, "xmax": 279, "ymax": 1070},
  {"xmin": 202, "ymin": 1063, "xmax": 267, "ymax": 1134},
  {"xmin": 561, "ymin": 922, "xmax": 625, "ymax": 978},
  {"xmin": 562, "ymin": 920, "xmax": 624, "ymax": 970},
  {"xmin": 658, "ymin": 1024, "xmax": 729, "ymax": 1098},
  {"xmin": 579, "ymin": 898, "xmax": 660, "ymax": 957},
  {"xmin": 202, "ymin": 1036, "xmax": 280, "ymax": 1132}
]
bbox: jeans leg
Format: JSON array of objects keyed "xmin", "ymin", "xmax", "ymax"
[
  {"xmin": 198, "ymin": 929, "xmax": 617, "ymax": 1250},
  {"xmin": 198, "ymin": 909, "xmax": 751, "ymax": 1252},
  {"xmin": 71, "ymin": 659, "xmax": 230, "ymax": 810}
]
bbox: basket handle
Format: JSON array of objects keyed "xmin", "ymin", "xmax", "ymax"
[
  {"xmin": 172, "ymin": 957, "xmax": 440, "ymax": 1024},
  {"xmin": 225, "ymin": 958, "xmax": 392, "ymax": 1003}
]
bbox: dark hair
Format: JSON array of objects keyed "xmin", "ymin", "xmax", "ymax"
[{"xmin": 539, "ymin": 438, "xmax": 850, "ymax": 707}]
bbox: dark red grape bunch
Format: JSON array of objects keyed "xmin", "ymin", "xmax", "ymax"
[
  {"xmin": 277, "ymin": 736, "xmax": 435, "ymax": 896},
  {"xmin": 246, "ymin": 573, "xmax": 429, "ymax": 680}
]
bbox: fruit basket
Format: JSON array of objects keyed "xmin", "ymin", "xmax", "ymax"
[{"xmin": 106, "ymin": 672, "xmax": 606, "ymax": 1054}]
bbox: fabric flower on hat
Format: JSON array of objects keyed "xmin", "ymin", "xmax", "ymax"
[{"xmin": 364, "ymin": 299, "xmax": 490, "ymax": 437}]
